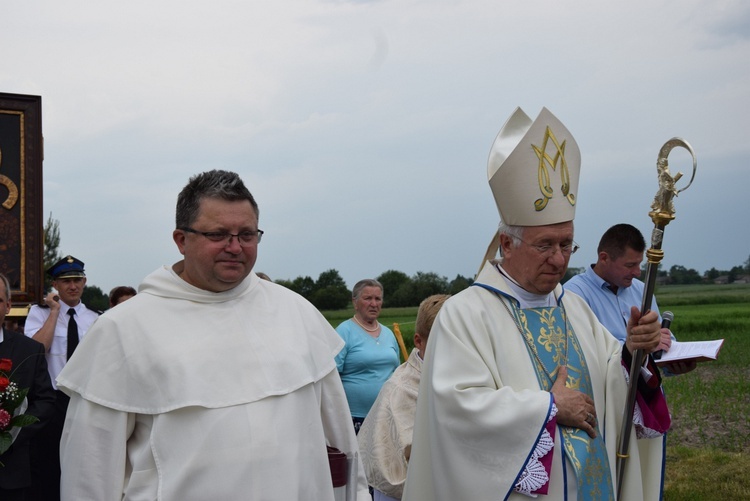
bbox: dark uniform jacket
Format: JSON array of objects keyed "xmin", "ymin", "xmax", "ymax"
[{"xmin": 0, "ymin": 330, "xmax": 56, "ymax": 489}]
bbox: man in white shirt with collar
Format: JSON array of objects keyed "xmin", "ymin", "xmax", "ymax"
[
  {"xmin": 24, "ymin": 255, "xmax": 99, "ymax": 501},
  {"xmin": 564, "ymin": 223, "xmax": 696, "ymax": 375}
]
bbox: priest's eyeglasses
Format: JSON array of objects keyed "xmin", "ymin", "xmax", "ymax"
[
  {"xmin": 516, "ymin": 237, "xmax": 579, "ymax": 258},
  {"xmin": 180, "ymin": 227, "xmax": 264, "ymax": 246}
]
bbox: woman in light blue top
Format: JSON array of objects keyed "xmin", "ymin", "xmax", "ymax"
[{"xmin": 335, "ymin": 279, "xmax": 400, "ymax": 433}]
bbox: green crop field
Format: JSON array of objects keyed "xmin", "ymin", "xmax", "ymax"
[
  {"xmin": 325, "ymin": 283, "xmax": 750, "ymax": 498},
  {"xmin": 656, "ymin": 284, "xmax": 750, "ymax": 499}
]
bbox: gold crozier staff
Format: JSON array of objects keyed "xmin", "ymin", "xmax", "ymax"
[{"xmin": 616, "ymin": 137, "xmax": 697, "ymax": 500}]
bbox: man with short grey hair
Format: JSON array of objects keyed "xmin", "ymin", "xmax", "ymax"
[{"xmin": 404, "ymin": 108, "xmax": 670, "ymax": 500}]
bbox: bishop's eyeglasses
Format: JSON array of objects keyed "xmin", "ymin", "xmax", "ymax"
[
  {"xmin": 180, "ymin": 227, "xmax": 264, "ymax": 246},
  {"xmin": 515, "ymin": 237, "xmax": 579, "ymax": 258}
]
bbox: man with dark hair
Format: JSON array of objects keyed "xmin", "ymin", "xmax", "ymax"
[
  {"xmin": 24, "ymin": 254, "xmax": 99, "ymax": 500},
  {"xmin": 565, "ymin": 223, "xmax": 650, "ymax": 344},
  {"xmin": 564, "ymin": 223, "xmax": 695, "ymax": 374},
  {"xmin": 0, "ymin": 273, "xmax": 56, "ymax": 501},
  {"xmin": 58, "ymin": 170, "xmax": 369, "ymax": 500}
]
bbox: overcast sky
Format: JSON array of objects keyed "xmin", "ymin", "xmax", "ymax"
[{"xmin": 2, "ymin": 0, "xmax": 748, "ymax": 294}]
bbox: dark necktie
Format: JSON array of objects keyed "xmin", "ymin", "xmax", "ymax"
[{"xmin": 67, "ymin": 309, "xmax": 79, "ymax": 360}]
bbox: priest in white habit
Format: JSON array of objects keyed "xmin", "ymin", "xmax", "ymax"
[
  {"xmin": 402, "ymin": 108, "xmax": 671, "ymax": 501},
  {"xmin": 57, "ymin": 170, "xmax": 370, "ymax": 500}
]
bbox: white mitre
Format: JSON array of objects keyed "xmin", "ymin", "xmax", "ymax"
[{"xmin": 487, "ymin": 107, "xmax": 581, "ymax": 226}]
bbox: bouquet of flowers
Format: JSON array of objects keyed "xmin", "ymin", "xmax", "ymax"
[{"xmin": 0, "ymin": 358, "xmax": 40, "ymax": 456}]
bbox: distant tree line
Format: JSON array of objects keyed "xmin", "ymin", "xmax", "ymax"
[
  {"xmin": 275, "ymin": 269, "xmax": 474, "ymax": 310},
  {"xmin": 275, "ymin": 269, "xmax": 352, "ymax": 310},
  {"xmin": 276, "ymin": 254, "xmax": 750, "ymax": 310},
  {"xmin": 652, "ymin": 259, "xmax": 750, "ymax": 285}
]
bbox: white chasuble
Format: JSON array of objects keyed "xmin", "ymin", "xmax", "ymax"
[{"xmin": 402, "ymin": 261, "xmax": 665, "ymax": 501}]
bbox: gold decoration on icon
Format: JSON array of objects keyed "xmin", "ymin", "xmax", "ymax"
[{"xmin": 0, "ymin": 148, "xmax": 20, "ymax": 210}]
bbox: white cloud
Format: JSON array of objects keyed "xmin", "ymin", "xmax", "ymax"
[{"xmin": 1, "ymin": 0, "xmax": 748, "ymax": 292}]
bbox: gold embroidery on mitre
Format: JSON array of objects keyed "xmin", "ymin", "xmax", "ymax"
[{"xmin": 531, "ymin": 126, "xmax": 576, "ymax": 212}]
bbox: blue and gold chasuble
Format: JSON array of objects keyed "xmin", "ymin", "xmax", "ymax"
[{"xmin": 505, "ymin": 296, "xmax": 614, "ymax": 500}]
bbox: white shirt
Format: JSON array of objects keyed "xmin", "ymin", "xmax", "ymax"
[{"xmin": 24, "ymin": 301, "xmax": 99, "ymax": 389}]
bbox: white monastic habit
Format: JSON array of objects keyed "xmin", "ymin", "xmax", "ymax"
[
  {"xmin": 402, "ymin": 262, "xmax": 667, "ymax": 501},
  {"xmin": 58, "ymin": 264, "xmax": 370, "ymax": 501},
  {"xmin": 358, "ymin": 347, "xmax": 423, "ymax": 500}
]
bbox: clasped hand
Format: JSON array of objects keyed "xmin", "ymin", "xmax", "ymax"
[
  {"xmin": 624, "ymin": 306, "xmax": 660, "ymax": 354},
  {"xmin": 550, "ymin": 366, "xmax": 597, "ymax": 438}
]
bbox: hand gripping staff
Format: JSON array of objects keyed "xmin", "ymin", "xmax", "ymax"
[{"xmin": 615, "ymin": 138, "xmax": 697, "ymax": 500}]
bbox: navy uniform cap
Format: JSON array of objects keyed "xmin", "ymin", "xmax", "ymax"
[{"xmin": 47, "ymin": 255, "xmax": 86, "ymax": 279}]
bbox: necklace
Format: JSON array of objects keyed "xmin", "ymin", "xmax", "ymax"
[{"xmin": 352, "ymin": 316, "xmax": 380, "ymax": 333}]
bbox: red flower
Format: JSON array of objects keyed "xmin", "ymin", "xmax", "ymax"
[
  {"xmin": 0, "ymin": 409, "xmax": 10, "ymax": 430},
  {"xmin": 0, "ymin": 357, "xmax": 39, "ymax": 455}
]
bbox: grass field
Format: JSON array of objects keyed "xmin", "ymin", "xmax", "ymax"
[
  {"xmin": 324, "ymin": 283, "xmax": 750, "ymax": 499},
  {"xmin": 656, "ymin": 284, "xmax": 750, "ymax": 499}
]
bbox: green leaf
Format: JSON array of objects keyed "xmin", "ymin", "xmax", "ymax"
[
  {"xmin": 0, "ymin": 432, "xmax": 11, "ymax": 456},
  {"xmin": 10, "ymin": 414, "xmax": 39, "ymax": 427}
]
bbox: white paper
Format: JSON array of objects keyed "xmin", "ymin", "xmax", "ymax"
[{"xmin": 656, "ymin": 339, "xmax": 724, "ymax": 364}]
